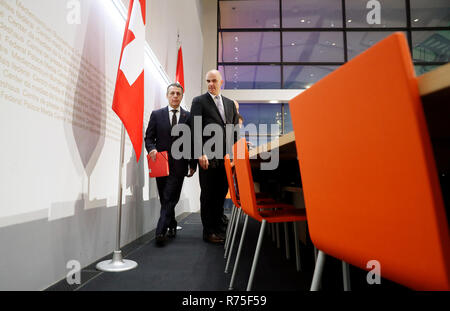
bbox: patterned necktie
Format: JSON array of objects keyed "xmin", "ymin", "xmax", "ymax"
[
  {"xmin": 171, "ymin": 109, "xmax": 178, "ymax": 127},
  {"xmin": 214, "ymin": 95, "xmax": 225, "ymax": 123}
]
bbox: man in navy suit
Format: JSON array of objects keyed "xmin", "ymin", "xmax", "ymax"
[
  {"xmin": 190, "ymin": 70, "xmax": 239, "ymax": 244},
  {"xmin": 145, "ymin": 83, "xmax": 195, "ymax": 246}
]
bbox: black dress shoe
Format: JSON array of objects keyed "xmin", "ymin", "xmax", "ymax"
[
  {"xmin": 167, "ymin": 227, "xmax": 176, "ymax": 238},
  {"xmin": 203, "ymin": 233, "xmax": 225, "ymax": 244},
  {"xmin": 216, "ymin": 231, "xmax": 226, "ymax": 240},
  {"xmin": 155, "ymin": 234, "xmax": 166, "ymax": 246}
]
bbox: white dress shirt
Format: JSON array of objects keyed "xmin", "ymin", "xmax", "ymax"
[{"xmin": 168, "ymin": 105, "xmax": 180, "ymax": 125}]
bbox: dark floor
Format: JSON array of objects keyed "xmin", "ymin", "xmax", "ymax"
[{"xmin": 46, "ymin": 210, "xmax": 411, "ymax": 293}]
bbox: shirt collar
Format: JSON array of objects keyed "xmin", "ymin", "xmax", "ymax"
[
  {"xmin": 208, "ymin": 92, "xmax": 221, "ymax": 101},
  {"xmin": 168, "ymin": 105, "xmax": 180, "ymax": 113}
]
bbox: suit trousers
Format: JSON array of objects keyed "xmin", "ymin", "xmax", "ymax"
[
  {"xmin": 155, "ymin": 174, "xmax": 184, "ymax": 235},
  {"xmin": 198, "ymin": 160, "xmax": 229, "ymax": 235}
]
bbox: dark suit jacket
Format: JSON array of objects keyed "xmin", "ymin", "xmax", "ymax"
[
  {"xmin": 145, "ymin": 106, "xmax": 193, "ymax": 177},
  {"xmin": 190, "ymin": 93, "xmax": 239, "ymax": 162}
]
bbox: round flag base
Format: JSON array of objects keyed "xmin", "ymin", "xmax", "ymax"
[{"xmin": 96, "ymin": 250, "xmax": 137, "ymax": 272}]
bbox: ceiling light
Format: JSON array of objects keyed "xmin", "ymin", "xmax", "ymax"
[
  {"xmin": 348, "ymin": 19, "xmax": 352, "ymax": 23},
  {"xmin": 300, "ymin": 19, "xmax": 305, "ymax": 23},
  {"xmin": 331, "ymin": 42, "xmax": 336, "ymax": 46},
  {"xmin": 414, "ymin": 18, "xmax": 419, "ymax": 22},
  {"xmin": 269, "ymin": 100, "xmax": 279, "ymax": 103},
  {"xmin": 291, "ymin": 42, "xmax": 295, "ymax": 46}
]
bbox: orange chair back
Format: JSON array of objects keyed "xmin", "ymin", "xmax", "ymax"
[
  {"xmin": 289, "ymin": 33, "xmax": 450, "ymax": 290},
  {"xmin": 224, "ymin": 154, "xmax": 240, "ymax": 208},
  {"xmin": 233, "ymin": 138, "xmax": 259, "ymax": 219}
]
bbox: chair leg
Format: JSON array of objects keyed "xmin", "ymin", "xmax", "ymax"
[
  {"xmin": 225, "ymin": 204, "xmax": 236, "ymax": 248},
  {"xmin": 228, "ymin": 214, "xmax": 249, "ymax": 290},
  {"xmin": 293, "ymin": 222, "xmax": 301, "ymax": 271},
  {"xmin": 342, "ymin": 261, "xmax": 351, "ymax": 291},
  {"xmin": 225, "ymin": 209, "xmax": 242, "ymax": 273},
  {"xmin": 271, "ymin": 223, "xmax": 275, "ymax": 242},
  {"xmin": 225, "ymin": 207, "xmax": 240, "ymax": 260},
  {"xmin": 246, "ymin": 219, "xmax": 267, "ymax": 291},
  {"xmin": 310, "ymin": 250, "xmax": 326, "ymax": 291},
  {"xmin": 284, "ymin": 222, "xmax": 290, "ymax": 260},
  {"xmin": 276, "ymin": 223, "xmax": 280, "ymax": 248},
  {"xmin": 224, "ymin": 205, "xmax": 234, "ymax": 251},
  {"xmin": 314, "ymin": 246, "xmax": 318, "ymax": 265},
  {"xmin": 224, "ymin": 206, "xmax": 237, "ymax": 255}
]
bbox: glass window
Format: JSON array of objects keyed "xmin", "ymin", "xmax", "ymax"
[
  {"xmin": 282, "ymin": 0, "xmax": 343, "ymax": 28},
  {"xmin": 283, "ymin": 32, "xmax": 345, "ymax": 62},
  {"xmin": 283, "ymin": 104, "xmax": 293, "ymax": 134},
  {"xmin": 410, "ymin": 0, "xmax": 450, "ymax": 28},
  {"xmin": 219, "ymin": 32, "xmax": 281, "ymax": 63},
  {"xmin": 219, "ymin": 65, "xmax": 281, "ymax": 89},
  {"xmin": 347, "ymin": 31, "xmax": 404, "ymax": 60},
  {"xmin": 219, "ymin": 0, "xmax": 280, "ymax": 29},
  {"xmin": 345, "ymin": 0, "xmax": 407, "ymax": 28},
  {"xmin": 239, "ymin": 103, "xmax": 282, "ymax": 138},
  {"xmin": 412, "ymin": 30, "xmax": 450, "ymax": 62},
  {"xmin": 414, "ymin": 65, "xmax": 440, "ymax": 76},
  {"xmin": 218, "ymin": 0, "xmax": 449, "ymax": 90},
  {"xmin": 283, "ymin": 65, "xmax": 339, "ymax": 88}
]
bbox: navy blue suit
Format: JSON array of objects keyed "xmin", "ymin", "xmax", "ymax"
[{"xmin": 145, "ymin": 106, "xmax": 193, "ymax": 236}]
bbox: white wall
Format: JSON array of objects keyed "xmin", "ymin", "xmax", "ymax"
[
  {"xmin": 0, "ymin": 0, "xmax": 203, "ymax": 290},
  {"xmin": 146, "ymin": 0, "xmax": 204, "ymax": 110}
]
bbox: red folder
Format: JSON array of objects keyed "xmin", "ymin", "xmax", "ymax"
[{"xmin": 147, "ymin": 151, "xmax": 169, "ymax": 178}]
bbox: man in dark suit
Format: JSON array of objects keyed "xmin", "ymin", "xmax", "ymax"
[
  {"xmin": 145, "ymin": 83, "xmax": 195, "ymax": 246},
  {"xmin": 190, "ymin": 70, "xmax": 239, "ymax": 244}
]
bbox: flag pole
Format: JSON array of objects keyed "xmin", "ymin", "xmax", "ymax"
[{"xmin": 96, "ymin": 124, "xmax": 138, "ymax": 272}]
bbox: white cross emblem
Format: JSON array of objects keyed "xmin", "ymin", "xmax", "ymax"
[{"xmin": 120, "ymin": 0, "xmax": 145, "ymax": 86}]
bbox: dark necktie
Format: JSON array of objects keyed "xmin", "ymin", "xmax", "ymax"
[
  {"xmin": 214, "ymin": 95, "xmax": 226, "ymax": 123},
  {"xmin": 171, "ymin": 109, "xmax": 178, "ymax": 127}
]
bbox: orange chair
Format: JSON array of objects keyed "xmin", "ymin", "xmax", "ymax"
[
  {"xmin": 223, "ymin": 154, "xmax": 285, "ymax": 271},
  {"xmin": 289, "ymin": 32, "xmax": 450, "ymax": 290},
  {"xmin": 223, "ymin": 154, "xmax": 242, "ymax": 263},
  {"xmin": 229, "ymin": 138, "xmax": 307, "ymax": 291}
]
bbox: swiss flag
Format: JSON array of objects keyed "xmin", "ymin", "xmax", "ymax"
[
  {"xmin": 176, "ymin": 45, "xmax": 185, "ymax": 91},
  {"xmin": 112, "ymin": 0, "xmax": 146, "ymax": 162}
]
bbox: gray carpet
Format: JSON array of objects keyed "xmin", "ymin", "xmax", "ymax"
[
  {"xmin": 46, "ymin": 212, "xmax": 407, "ymax": 292},
  {"xmin": 49, "ymin": 212, "xmax": 311, "ymax": 291}
]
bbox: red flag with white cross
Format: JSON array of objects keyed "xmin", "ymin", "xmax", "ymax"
[{"xmin": 112, "ymin": 0, "xmax": 146, "ymax": 162}]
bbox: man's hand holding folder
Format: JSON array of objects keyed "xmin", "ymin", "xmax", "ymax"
[{"xmin": 147, "ymin": 150, "xmax": 169, "ymax": 178}]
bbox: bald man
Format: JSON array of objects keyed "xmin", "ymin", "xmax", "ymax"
[{"xmin": 190, "ymin": 70, "xmax": 239, "ymax": 244}]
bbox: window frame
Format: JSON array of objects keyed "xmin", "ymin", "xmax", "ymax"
[{"xmin": 218, "ymin": 0, "xmax": 450, "ymax": 89}]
